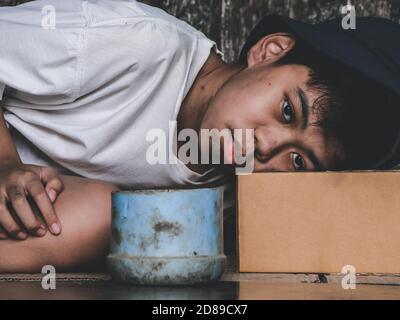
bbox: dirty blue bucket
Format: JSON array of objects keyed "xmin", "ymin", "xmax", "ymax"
[{"xmin": 107, "ymin": 187, "xmax": 226, "ymax": 285}]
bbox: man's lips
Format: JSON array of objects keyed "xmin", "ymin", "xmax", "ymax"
[
  {"xmin": 227, "ymin": 127, "xmax": 255, "ymax": 168},
  {"xmin": 229, "ymin": 128, "xmax": 235, "ymax": 166},
  {"xmin": 229, "ymin": 127, "xmax": 246, "ymax": 166}
]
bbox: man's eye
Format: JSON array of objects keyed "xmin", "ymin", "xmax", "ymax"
[
  {"xmin": 282, "ymin": 100, "xmax": 294, "ymax": 123},
  {"xmin": 291, "ymin": 152, "xmax": 305, "ymax": 171}
]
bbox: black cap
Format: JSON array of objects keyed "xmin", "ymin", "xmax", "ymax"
[{"xmin": 239, "ymin": 15, "xmax": 400, "ymax": 169}]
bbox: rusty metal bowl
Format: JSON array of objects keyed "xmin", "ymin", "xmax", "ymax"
[{"xmin": 107, "ymin": 187, "xmax": 226, "ymax": 285}]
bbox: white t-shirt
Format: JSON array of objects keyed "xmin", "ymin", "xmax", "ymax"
[{"xmin": 0, "ymin": 0, "xmax": 235, "ymax": 211}]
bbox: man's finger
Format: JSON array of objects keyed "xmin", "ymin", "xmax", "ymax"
[
  {"xmin": 39, "ymin": 167, "xmax": 64, "ymax": 202},
  {"xmin": 25, "ymin": 180, "xmax": 61, "ymax": 235},
  {"xmin": 7, "ymin": 185, "xmax": 46, "ymax": 237},
  {"xmin": 0, "ymin": 225, "xmax": 8, "ymax": 240},
  {"xmin": 0, "ymin": 193, "xmax": 27, "ymax": 240},
  {"xmin": 0, "ymin": 196, "xmax": 7, "ymax": 239}
]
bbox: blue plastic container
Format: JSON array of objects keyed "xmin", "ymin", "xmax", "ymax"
[{"xmin": 107, "ymin": 187, "xmax": 226, "ymax": 285}]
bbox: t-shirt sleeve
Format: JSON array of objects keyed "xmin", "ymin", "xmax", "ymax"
[
  {"xmin": 0, "ymin": 0, "xmax": 87, "ymax": 106},
  {"xmin": 0, "ymin": 83, "xmax": 5, "ymax": 102}
]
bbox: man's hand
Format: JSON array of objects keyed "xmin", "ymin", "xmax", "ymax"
[{"xmin": 0, "ymin": 164, "xmax": 64, "ymax": 240}]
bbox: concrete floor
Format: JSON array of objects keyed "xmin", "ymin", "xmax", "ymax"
[
  {"xmin": 1, "ymin": 279, "xmax": 400, "ymax": 300},
  {"xmin": 1, "ymin": 259, "xmax": 400, "ymax": 299}
]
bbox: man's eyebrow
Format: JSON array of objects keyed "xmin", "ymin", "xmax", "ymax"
[
  {"xmin": 296, "ymin": 87, "xmax": 310, "ymax": 131},
  {"xmin": 303, "ymin": 147, "xmax": 324, "ymax": 171},
  {"xmin": 295, "ymin": 88, "xmax": 325, "ymax": 170}
]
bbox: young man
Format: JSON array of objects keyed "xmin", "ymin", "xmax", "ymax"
[{"xmin": 0, "ymin": 0, "xmax": 399, "ymax": 272}]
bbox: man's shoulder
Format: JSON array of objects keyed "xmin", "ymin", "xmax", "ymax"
[{"xmin": 134, "ymin": 1, "xmax": 209, "ymax": 40}]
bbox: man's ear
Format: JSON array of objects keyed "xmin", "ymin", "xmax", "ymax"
[{"xmin": 247, "ymin": 33, "xmax": 296, "ymax": 67}]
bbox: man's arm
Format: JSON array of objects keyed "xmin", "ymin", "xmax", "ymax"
[
  {"xmin": 0, "ymin": 108, "xmax": 64, "ymax": 240},
  {"xmin": 0, "ymin": 109, "xmax": 21, "ymax": 166}
]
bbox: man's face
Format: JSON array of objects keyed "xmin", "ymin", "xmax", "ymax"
[{"xmin": 199, "ymin": 62, "xmax": 343, "ymax": 172}]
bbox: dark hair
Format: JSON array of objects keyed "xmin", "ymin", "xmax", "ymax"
[{"xmin": 275, "ymin": 39, "xmax": 399, "ymax": 170}]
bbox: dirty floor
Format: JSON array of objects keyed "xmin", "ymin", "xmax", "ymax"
[{"xmin": 1, "ymin": 258, "xmax": 400, "ymax": 300}]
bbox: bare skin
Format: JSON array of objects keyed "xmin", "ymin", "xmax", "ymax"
[{"xmin": 0, "ymin": 175, "xmax": 119, "ymax": 273}]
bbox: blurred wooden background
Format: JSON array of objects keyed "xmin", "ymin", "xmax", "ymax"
[{"xmin": 1, "ymin": 0, "xmax": 399, "ymax": 62}]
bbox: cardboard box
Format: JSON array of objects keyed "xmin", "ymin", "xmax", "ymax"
[{"xmin": 237, "ymin": 172, "xmax": 400, "ymax": 274}]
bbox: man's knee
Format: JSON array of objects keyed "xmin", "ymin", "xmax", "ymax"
[
  {"xmin": 51, "ymin": 176, "xmax": 120, "ymax": 268},
  {"xmin": 56, "ymin": 176, "xmax": 119, "ymax": 214},
  {"xmin": 0, "ymin": 176, "xmax": 120, "ymax": 273}
]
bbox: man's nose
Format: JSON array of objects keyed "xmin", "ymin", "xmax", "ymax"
[{"xmin": 255, "ymin": 127, "xmax": 288, "ymax": 159}]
